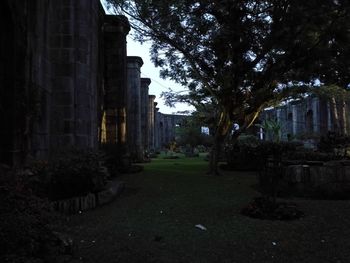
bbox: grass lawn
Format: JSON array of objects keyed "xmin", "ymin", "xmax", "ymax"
[{"xmin": 63, "ymin": 154, "xmax": 350, "ymax": 263}]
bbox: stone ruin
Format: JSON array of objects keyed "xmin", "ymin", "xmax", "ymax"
[
  {"xmin": 260, "ymin": 95, "xmax": 350, "ymax": 142},
  {"xmin": 0, "ymin": 0, "xmax": 187, "ymax": 166},
  {"xmin": 259, "ymin": 96, "xmax": 350, "ymax": 198}
]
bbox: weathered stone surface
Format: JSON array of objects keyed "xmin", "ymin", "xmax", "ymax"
[
  {"xmin": 282, "ymin": 162, "xmax": 350, "ymax": 198},
  {"xmin": 53, "ymin": 192, "xmax": 97, "ymax": 214},
  {"xmin": 148, "ymin": 95, "xmax": 156, "ymax": 150},
  {"xmin": 156, "ymin": 113, "xmax": 189, "ymax": 149},
  {"xmin": 127, "ymin": 56, "xmax": 144, "ymax": 161},
  {"xmin": 102, "ymin": 15, "xmax": 130, "ymax": 147},
  {"xmin": 344, "ymin": 167, "xmax": 350, "ymax": 181},
  {"xmin": 1, "ymin": 0, "xmax": 187, "ymax": 169},
  {"xmin": 0, "ymin": 0, "xmax": 133, "ymax": 165},
  {"xmin": 141, "ymin": 78, "xmax": 151, "ymax": 152},
  {"xmin": 97, "ymin": 180, "xmax": 125, "ymax": 206},
  {"xmin": 260, "ymin": 95, "xmax": 349, "ymax": 141}
]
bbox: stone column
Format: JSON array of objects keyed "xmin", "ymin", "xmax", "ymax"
[
  {"xmin": 312, "ymin": 97, "xmax": 320, "ymax": 134},
  {"xmin": 141, "ymin": 78, "xmax": 151, "ymax": 152},
  {"xmin": 103, "ymin": 15, "xmax": 130, "ymax": 148},
  {"xmin": 157, "ymin": 112, "xmax": 164, "ymax": 148},
  {"xmin": 148, "ymin": 95, "xmax": 156, "ymax": 151},
  {"xmin": 292, "ymin": 104, "xmax": 298, "ymax": 135},
  {"xmin": 127, "ymin": 56, "xmax": 144, "ymax": 161},
  {"xmin": 154, "ymin": 105, "xmax": 160, "ymax": 149},
  {"xmin": 49, "ymin": 0, "xmax": 104, "ymax": 150}
]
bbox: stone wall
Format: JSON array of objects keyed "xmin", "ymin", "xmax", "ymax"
[
  {"xmin": 0, "ymin": 1, "xmax": 28, "ymax": 165},
  {"xmin": 260, "ymin": 96, "xmax": 335, "ymax": 141},
  {"xmin": 0, "ymin": 0, "xmax": 188, "ymax": 166},
  {"xmin": 48, "ymin": 0, "xmax": 103, "ymax": 151},
  {"xmin": 283, "ymin": 161, "xmax": 350, "ymax": 198},
  {"xmin": 0, "ymin": 0, "xmax": 131, "ymax": 166},
  {"xmin": 155, "ymin": 113, "xmax": 189, "ymax": 148}
]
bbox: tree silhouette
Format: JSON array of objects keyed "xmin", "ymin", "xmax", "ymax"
[{"xmin": 107, "ymin": 0, "xmax": 350, "ymax": 174}]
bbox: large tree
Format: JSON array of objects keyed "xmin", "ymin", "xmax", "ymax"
[{"xmin": 107, "ymin": 0, "xmax": 350, "ymax": 174}]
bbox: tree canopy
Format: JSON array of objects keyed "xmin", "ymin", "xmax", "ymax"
[{"xmin": 107, "ymin": 0, "xmax": 350, "ymax": 173}]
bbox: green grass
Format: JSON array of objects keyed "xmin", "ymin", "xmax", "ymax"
[{"xmin": 64, "ymin": 155, "xmax": 350, "ymax": 263}]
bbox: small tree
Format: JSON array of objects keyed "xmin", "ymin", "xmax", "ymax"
[
  {"xmin": 176, "ymin": 115, "xmax": 212, "ymax": 154},
  {"xmin": 257, "ymin": 119, "xmax": 282, "ymax": 142}
]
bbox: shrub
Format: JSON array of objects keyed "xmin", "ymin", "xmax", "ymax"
[
  {"xmin": 225, "ymin": 137, "xmax": 300, "ymax": 171},
  {"xmin": 0, "ymin": 165, "xmax": 61, "ymax": 262},
  {"xmin": 318, "ymin": 132, "xmax": 350, "ymax": 158},
  {"xmin": 285, "ymin": 150, "xmax": 342, "ymax": 162},
  {"xmin": 30, "ymin": 148, "xmax": 108, "ymax": 201},
  {"xmin": 196, "ymin": 145, "xmax": 208, "ymax": 153},
  {"xmin": 225, "ymin": 135, "xmax": 263, "ymax": 171},
  {"xmin": 100, "ymin": 143, "xmax": 128, "ymax": 176}
]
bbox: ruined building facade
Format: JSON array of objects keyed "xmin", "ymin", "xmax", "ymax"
[
  {"xmin": 0, "ymin": 0, "xmax": 176, "ymax": 166},
  {"xmin": 260, "ymin": 95, "xmax": 350, "ymax": 141},
  {"xmin": 156, "ymin": 114, "xmax": 189, "ymax": 148},
  {"xmin": 1, "ymin": 0, "xmax": 107, "ymax": 165}
]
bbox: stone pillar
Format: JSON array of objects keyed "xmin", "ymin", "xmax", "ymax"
[
  {"xmin": 292, "ymin": 104, "xmax": 298, "ymax": 135},
  {"xmin": 148, "ymin": 95, "xmax": 156, "ymax": 151},
  {"xmin": 103, "ymin": 15, "xmax": 130, "ymax": 148},
  {"xmin": 141, "ymin": 78, "xmax": 151, "ymax": 152},
  {"xmin": 312, "ymin": 97, "xmax": 320, "ymax": 133},
  {"xmin": 157, "ymin": 112, "xmax": 164, "ymax": 148},
  {"xmin": 327, "ymin": 102, "xmax": 332, "ymax": 131},
  {"xmin": 49, "ymin": 0, "xmax": 104, "ymax": 150},
  {"xmin": 127, "ymin": 56, "xmax": 144, "ymax": 161},
  {"xmin": 154, "ymin": 105, "xmax": 160, "ymax": 149}
]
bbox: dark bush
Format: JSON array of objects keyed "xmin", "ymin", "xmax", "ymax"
[
  {"xmin": 101, "ymin": 143, "xmax": 123, "ymax": 175},
  {"xmin": 30, "ymin": 148, "xmax": 107, "ymax": 201},
  {"xmin": 0, "ymin": 165, "xmax": 62, "ymax": 262},
  {"xmin": 318, "ymin": 132, "xmax": 350, "ymax": 158},
  {"xmin": 225, "ymin": 135, "xmax": 261, "ymax": 171},
  {"xmin": 225, "ymin": 137, "xmax": 302, "ymax": 171},
  {"xmin": 49, "ymin": 148, "xmax": 107, "ymax": 200},
  {"xmin": 257, "ymin": 141, "xmax": 300, "ymax": 157},
  {"xmin": 285, "ymin": 150, "xmax": 342, "ymax": 162},
  {"xmin": 100, "ymin": 143, "xmax": 132, "ymax": 173}
]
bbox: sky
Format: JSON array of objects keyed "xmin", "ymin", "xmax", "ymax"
[
  {"xmin": 126, "ymin": 36, "xmax": 194, "ymax": 114},
  {"xmin": 101, "ymin": 1, "xmax": 194, "ymax": 114}
]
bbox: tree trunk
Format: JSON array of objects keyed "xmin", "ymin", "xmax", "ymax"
[
  {"xmin": 341, "ymin": 99, "xmax": 347, "ymax": 135},
  {"xmin": 208, "ymin": 110, "xmax": 231, "ymax": 175},
  {"xmin": 209, "ymin": 134, "xmax": 224, "ymax": 175},
  {"xmin": 330, "ymin": 97, "xmax": 341, "ymax": 134}
]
